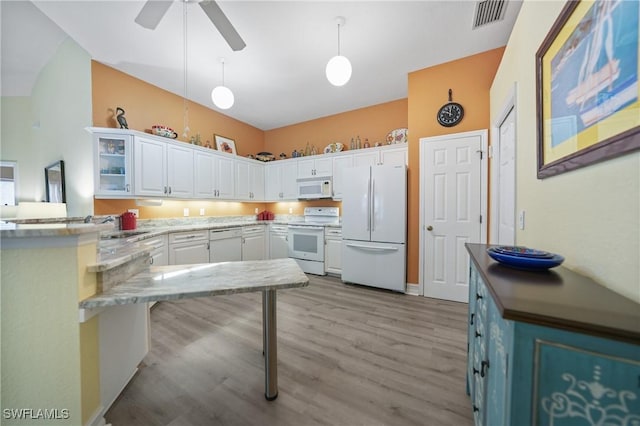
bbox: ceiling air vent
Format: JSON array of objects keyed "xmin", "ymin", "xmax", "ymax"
[{"xmin": 473, "ymin": 0, "xmax": 507, "ymax": 29}]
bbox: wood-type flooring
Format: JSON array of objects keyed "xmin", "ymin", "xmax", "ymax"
[{"xmin": 105, "ymin": 274, "xmax": 473, "ymax": 426}]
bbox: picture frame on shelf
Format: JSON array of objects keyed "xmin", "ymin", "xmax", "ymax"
[
  {"xmin": 536, "ymin": 0, "xmax": 640, "ymax": 179},
  {"xmin": 214, "ymin": 134, "xmax": 237, "ymax": 155}
]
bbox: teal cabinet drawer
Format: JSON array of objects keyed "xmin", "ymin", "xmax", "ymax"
[{"xmin": 533, "ymin": 340, "xmax": 640, "ymax": 426}]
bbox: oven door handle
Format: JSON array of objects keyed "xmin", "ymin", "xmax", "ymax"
[{"xmin": 288, "ymin": 225, "xmax": 324, "ymax": 231}]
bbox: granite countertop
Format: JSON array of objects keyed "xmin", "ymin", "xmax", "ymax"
[
  {"xmin": 80, "ymin": 258, "xmax": 309, "ymax": 309},
  {"xmin": 0, "ymin": 221, "xmax": 114, "ymax": 238},
  {"xmin": 465, "ymin": 243, "xmax": 640, "ymax": 344},
  {"xmin": 92, "ymin": 218, "xmax": 341, "ymax": 272}
]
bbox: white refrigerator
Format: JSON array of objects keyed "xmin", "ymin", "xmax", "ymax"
[{"xmin": 341, "ymin": 164, "xmax": 407, "ymax": 292}]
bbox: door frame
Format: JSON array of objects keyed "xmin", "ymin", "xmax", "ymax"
[
  {"xmin": 418, "ymin": 129, "xmax": 488, "ymax": 298},
  {"xmin": 490, "ymin": 83, "xmax": 518, "ymax": 244}
]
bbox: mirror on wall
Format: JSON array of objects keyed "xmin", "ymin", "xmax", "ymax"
[
  {"xmin": 0, "ymin": 161, "xmax": 18, "ymax": 206},
  {"xmin": 45, "ymin": 160, "xmax": 66, "ymax": 203}
]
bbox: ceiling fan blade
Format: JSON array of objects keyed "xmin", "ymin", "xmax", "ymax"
[
  {"xmin": 199, "ymin": 1, "xmax": 246, "ymax": 51},
  {"xmin": 135, "ymin": 0, "xmax": 173, "ymax": 30}
]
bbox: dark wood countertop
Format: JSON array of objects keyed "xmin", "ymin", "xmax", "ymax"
[{"xmin": 466, "ymin": 243, "xmax": 640, "ymax": 345}]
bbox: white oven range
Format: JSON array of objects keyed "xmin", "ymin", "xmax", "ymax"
[{"xmin": 288, "ymin": 207, "xmax": 339, "ymax": 275}]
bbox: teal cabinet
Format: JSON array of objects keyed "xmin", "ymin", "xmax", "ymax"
[{"xmin": 467, "ymin": 259, "xmax": 640, "ymax": 426}]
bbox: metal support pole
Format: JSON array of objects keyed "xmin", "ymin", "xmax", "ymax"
[{"xmin": 262, "ymin": 289, "xmax": 278, "ymax": 400}]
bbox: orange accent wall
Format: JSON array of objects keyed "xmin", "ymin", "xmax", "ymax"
[
  {"xmin": 406, "ymin": 47, "xmax": 505, "ymax": 284},
  {"xmin": 264, "ymin": 99, "xmax": 408, "ymax": 157},
  {"xmin": 91, "ymin": 61, "xmax": 263, "ymax": 157}
]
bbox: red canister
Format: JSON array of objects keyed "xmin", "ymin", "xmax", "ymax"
[{"xmin": 121, "ymin": 212, "xmax": 137, "ymax": 230}]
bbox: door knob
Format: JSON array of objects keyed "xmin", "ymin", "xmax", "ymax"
[{"xmin": 426, "ymin": 226, "xmax": 433, "ymax": 231}]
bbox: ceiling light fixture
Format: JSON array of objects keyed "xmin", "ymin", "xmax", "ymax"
[
  {"xmin": 326, "ymin": 16, "xmax": 352, "ymax": 87},
  {"xmin": 211, "ymin": 58, "xmax": 234, "ymax": 110}
]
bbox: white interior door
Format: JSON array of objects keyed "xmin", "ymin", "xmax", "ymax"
[
  {"xmin": 497, "ymin": 108, "xmax": 516, "ymax": 245},
  {"xmin": 422, "ymin": 132, "xmax": 484, "ymax": 302}
]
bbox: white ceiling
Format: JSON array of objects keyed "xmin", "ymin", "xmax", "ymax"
[{"xmin": 2, "ymin": 0, "xmax": 522, "ymax": 130}]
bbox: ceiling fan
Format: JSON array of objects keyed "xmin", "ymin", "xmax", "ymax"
[{"xmin": 135, "ymin": 0, "xmax": 246, "ymax": 51}]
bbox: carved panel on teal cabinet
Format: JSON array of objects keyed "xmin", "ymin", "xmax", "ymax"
[{"xmin": 533, "ymin": 340, "xmax": 640, "ymax": 426}]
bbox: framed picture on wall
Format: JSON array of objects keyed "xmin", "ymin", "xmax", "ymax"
[
  {"xmin": 214, "ymin": 134, "xmax": 237, "ymax": 155},
  {"xmin": 536, "ymin": 0, "xmax": 640, "ymax": 179}
]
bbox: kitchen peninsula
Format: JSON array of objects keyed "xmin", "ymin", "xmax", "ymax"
[{"xmin": 1, "ymin": 222, "xmax": 308, "ymax": 426}]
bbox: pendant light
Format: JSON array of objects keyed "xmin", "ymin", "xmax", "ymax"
[
  {"xmin": 326, "ymin": 17, "xmax": 352, "ymax": 87},
  {"xmin": 211, "ymin": 58, "xmax": 234, "ymax": 110}
]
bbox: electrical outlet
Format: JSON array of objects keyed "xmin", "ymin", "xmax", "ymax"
[
  {"xmin": 183, "ymin": 208, "xmax": 189, "ymax": 217},
  {"xmin": 519, "ymin": 210, "xmax": 525, "ymax": 230},
  {"xmin": 127, "ymin": 208, "xmax": 139, "ymax": 218},
  {"xmin": 254, "ymin": 207, "xmax": 259, "ymax": 214},
  {"xmin": 199, "ymin": 208, "xmax": 205, "ymax": 216},
  {"xmin": 289, "ymin": 207, "xmax": 293, "ymax": 214}
]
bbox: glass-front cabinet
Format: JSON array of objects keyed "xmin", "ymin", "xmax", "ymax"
[{"xmin": 94, "ymin": 133, "xmax": 133, "ymax": 197}]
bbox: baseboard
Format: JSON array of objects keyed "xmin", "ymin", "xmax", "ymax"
[{"xmin": 406, "ymin": 282, "xmax": 420, "ymax": 296}]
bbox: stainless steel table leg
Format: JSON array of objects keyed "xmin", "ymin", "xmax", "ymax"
[{"xmin": 262, "ymin": 289, "xmax": 278, "ymax": 400}]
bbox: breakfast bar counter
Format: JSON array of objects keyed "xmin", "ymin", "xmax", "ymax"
[{"xmin": 80, "ymin": 258, "xmax": 309, "ymax": 400}]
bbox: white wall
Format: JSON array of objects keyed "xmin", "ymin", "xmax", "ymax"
[
  {"xmin": 1, "ymin": 37, "xmax": 93, "ymax": 217},
  {"xmin": 491, "ymin": 0, "xmax": 640, "ymax": 302}
]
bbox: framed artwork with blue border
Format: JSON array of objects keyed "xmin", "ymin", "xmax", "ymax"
[{"xmin": 536, "ymin": 0, "xmax": 640, "ymax": 178}]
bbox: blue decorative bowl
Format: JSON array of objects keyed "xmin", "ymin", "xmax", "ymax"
[{"xmin": 487, "ymin": 247, "xmax": 564, "ymax": 271}]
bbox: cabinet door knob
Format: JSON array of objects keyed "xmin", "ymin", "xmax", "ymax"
[
  {"xmin": 426, "ymin": 225, "xmax": 433, "ymax": 231},
  {"xmin": 470, "ymin": 313, "xmax": 475, "ymax": 325}
]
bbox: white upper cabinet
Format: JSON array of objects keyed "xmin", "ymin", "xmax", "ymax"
[
  {"xmin": 194, "ymin": 149, "xmax": 235, "ymax": 199},
  {"xmin": 352, "ymin": 145, "xmax": 407, "ymax": 167},
  {"xmin": 265, "ymin": 160, "xmax": 298, "ymax": 201},
  {"xmin": 134, "ymin": 136, "xmax": 193, "ymax": 198},
  {"xmin": 167, "ymin": 143, "xmax": 194, "ymax": 198},
  {"xmin": 93, "ymin": 132, "xmax": 133, "ymax": 198},
  {"xmin": 297, "ymin": 157, "xmax": 333, "ymax": 178},
  {"xmin": 134, "ymin": 136, "xmax": 168, "ymax": 197},
  {"xmin": 235, "ymin": 158, "xmax": 264, "ymax": 200}
]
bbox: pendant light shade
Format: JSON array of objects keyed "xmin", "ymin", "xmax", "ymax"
[
  {"xmin": 211, "ymin": 58, "xmax": 234, "ymax": 109},
  {"xmin": 211, "ymin": 85, "xmax": 234, "ymax": 110},
  {"xmin": 326, "ymin": 17, "xmax": 351, "ymax": 87},
  {"xmin": 326, "ymin": 55, "xmax": 352, "ymax": 87}
]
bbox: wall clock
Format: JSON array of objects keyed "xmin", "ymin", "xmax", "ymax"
[{"xmin": 437, "ymin": 89, "xmax": 464, "ymax": 127}]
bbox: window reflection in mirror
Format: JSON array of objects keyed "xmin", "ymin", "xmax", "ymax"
[
  {"xmin": 45, "ymin": 160, "xmax": 66, "ymax": 203},
  {"xmin": 0, "ymin": 161, "xmax": 18, "ymax": 206}
]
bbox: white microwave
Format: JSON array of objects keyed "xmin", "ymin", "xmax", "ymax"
[{"xmin": 296, "ymin": 176, "xmax": 333, "ymax": 199}]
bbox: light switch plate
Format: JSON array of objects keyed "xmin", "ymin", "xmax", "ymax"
[
  {"xmin": 199, "ymin": 208, "xmax": 205, "ymax": 216},
  {"xmin": 183, "ymin": 208, "xmax": 189, "ymax": 217},
  {"xmin": 519, "ymin": 210, "xmax": 525, "ymax": 230}
]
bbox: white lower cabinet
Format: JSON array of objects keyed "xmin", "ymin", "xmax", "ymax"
[
  {"xmin": 242, "ymin": 226, "xmax": 266, "ymax": 260},
  {"xmin": 324, "ymin": 227, "xmax": 342, "ymax": 274},
  {"xmin": 143, "ymin": 235, "xmax": 168, "ymax": 266},
  {"xmin": 168, "ymin": 230, "xmax": 210, "ymax": 265},
  {"xmin": 99, "ymin": 304, "xmax": 149, "ymax": 413},
  {"xmin": 269, "ymin": 224, "xmax": 289, "ymax": 259}
]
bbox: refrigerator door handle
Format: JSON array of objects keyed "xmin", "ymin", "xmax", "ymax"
[
  {"xmin": 367, "ymin": 177, "xmax": 372, "ymax": 231},
  {"xmin": 345, "ymin": 243, "xmax": 399, "ymax": 252},
  {"xmin": 371, "ymin": 179, "xmax": 375, "ymax": 232}
]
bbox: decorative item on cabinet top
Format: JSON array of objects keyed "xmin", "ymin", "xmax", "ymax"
[
  {"xmin": 386, "ymin": 128, "xmax": 408, "ymax": 144},
  {"xmin": 214, "ymin": 134, "xmax": 237, "ymax": 155},
  {"xmin": 255, "ymin": 152, "xmax": 275, "ymax": 162},
  {"xmin": 151, "ymin": 125, "xmax": 178, "ymax": 139}
]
